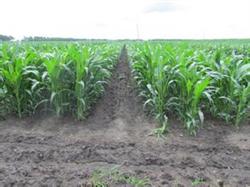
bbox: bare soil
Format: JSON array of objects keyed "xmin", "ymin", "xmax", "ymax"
[{"xmin": 0, "ymin": 47, "xmax": 250, "ymax": 187}]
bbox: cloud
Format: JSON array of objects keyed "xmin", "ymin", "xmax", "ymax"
[{"xmin": 144, "ymin": 1, "xmax": 176, "ymax": 13}]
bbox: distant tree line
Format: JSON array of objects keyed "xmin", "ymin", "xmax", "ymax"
[
  {"xmin": 22, "ymin": 36, "xmax": 111, "ymax": 42},
  {"xmin": 0, "ymin": 34, "xmax": 14, "ymax": 41},
  {"xmin": 22, "ymin": 36, "xmax": 84, "ymax": 41},
  {"xmin": 21, "ymin": 36, "xmax": 143, "ymax": 42},
  {"xmin": 0, "ymin": 35, "xmax": 145, "ymax": 42}
]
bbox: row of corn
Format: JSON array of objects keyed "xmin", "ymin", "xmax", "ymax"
[
  {"xmin": 130, "ymin": 42, "xmax": 250, "ymax": 135},
  {"xmin": 0, "ymin": 42, "xmax": 119, "ymax": 120}
]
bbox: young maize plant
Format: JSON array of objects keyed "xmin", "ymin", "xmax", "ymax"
[
  {"xmin": 0, "ymin": 45, "xmax": 41, "ymax": 118},
  {"xmin": 131, "ymin": 44, "xmax": 170, "ymax": 133},
  {"xmin": 42, "ymin": 50, "xmax": 71, "ymax": 116},
  {"xmin": 68, "ymin": 44, "xmax": 88, "ymax": 120}
]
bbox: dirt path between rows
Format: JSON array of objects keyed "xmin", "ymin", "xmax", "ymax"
[{"xmin": 0, "ymin": 47, "xmax": 250, "ymax": 187}]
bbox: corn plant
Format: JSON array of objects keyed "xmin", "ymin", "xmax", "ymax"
[
  {"xmin": 131, "ymin": 44, "xmax": 171, "ymax": 132},
  {"xmin": 1, "ymin": 50, "xmax": 30, "ymax": 117},
  {"xmin": 206, "ymin": 49, "xmax": 250, "ymax": 126}
]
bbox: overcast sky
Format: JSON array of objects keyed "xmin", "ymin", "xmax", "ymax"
[{"xmin": 1, "ymin": 0, "xmax": 250, "ymax": 40}]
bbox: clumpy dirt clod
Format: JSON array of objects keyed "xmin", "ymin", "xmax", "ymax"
[{"xmin": 0, "ymin": 47, "xmax": 250, "ymax": 186}]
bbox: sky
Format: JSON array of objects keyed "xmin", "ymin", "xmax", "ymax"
[{"xmin": 0, "ymin": 0, "xmax": 250, "ymax": 40}]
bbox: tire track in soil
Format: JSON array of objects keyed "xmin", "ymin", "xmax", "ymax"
[{"xmin": 0, "ymin": 47, "xmax": 250, "ymax": 186}]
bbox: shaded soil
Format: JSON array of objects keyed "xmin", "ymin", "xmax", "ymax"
[{"xmin": 0, "ymin": 47, "xmax": 250, "ymax": 187}]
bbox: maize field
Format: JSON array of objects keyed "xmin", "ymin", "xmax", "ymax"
[{"xmin": 0, "ymin": 40, "xmax": 250, "ymax": 186}]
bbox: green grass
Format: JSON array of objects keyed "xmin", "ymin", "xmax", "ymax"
[
  {"xmin": 90, "ymin": 167, "xmax": 150, "ymax": 187},
  {"xmin": 191, "ymin": 178, "xmax": 205, "ymax": 186}
]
